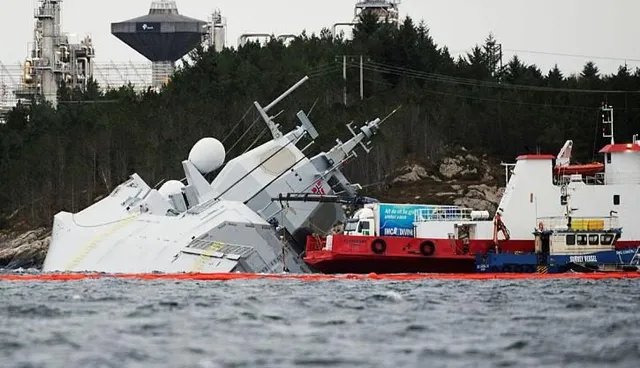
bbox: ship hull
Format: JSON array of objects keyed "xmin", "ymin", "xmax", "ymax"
[
  {"xmin": 304, "ymin": 235, "xmax": 476, "ymax": 274},
  {"xmin": 43, "ymin": 193, "xmax": 311, "ymax": 274},
  {"xmin": 467, "ymin": 239, "xmax": 639, "ymax": 254},
  {"xmin": 476, "ymin": 249, "xmax": 638, "ymax": 273},
  {"xmin": 304, "ymin": 253, "xmax": 476, "ymax": 274},
  {"xmin": 303, "ymin": 235, "xmax": 639, "ymax": 274}
]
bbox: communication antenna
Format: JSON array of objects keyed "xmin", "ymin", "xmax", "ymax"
[{"xmin": 601, "ymin": 103, "xmax": 614, "ymax": 145}]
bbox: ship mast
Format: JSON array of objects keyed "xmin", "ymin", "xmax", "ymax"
[{"xmin": 601, "ymin": 103, "xmax": 614, "ymax": 145}]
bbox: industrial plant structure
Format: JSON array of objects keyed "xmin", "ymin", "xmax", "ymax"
[
  {"xmin": 0, "ymin": 0, "xmax": 396, "ymax": 120},
  {"xmin": 9, "ymin": 0, "xmax": 96, "ymax": 110},
  {"xmin": 0, "ymin": 0, "xmax": 227, "ymax": 120},
  {"xmin": 354, "ymin": 0, "xmax": 401, "ymax": 24},
  {"xmin": 333, "ymin": 0, "xmax": 401, "ymax": 38}
]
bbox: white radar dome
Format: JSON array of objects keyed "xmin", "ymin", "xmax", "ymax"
[
  {"xmin": 158, "ymin": 180, "xmax": 185, "ymax": 200},
  {"xmin": 188, "ymin": 137, "xmax": 226, "ymax": 174}
]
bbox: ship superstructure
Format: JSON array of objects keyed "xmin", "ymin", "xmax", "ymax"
[{"xmin": 210, "ymin": 76, "xmax": 384, "ymax": 253}]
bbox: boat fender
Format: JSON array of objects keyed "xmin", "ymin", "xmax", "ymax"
[
  {"xmin": 622, "ymin": 265, "xmax": 638, "ymax": 272},
  {"xmin": 371, "ymin": 239, "xmax": 386, "ymax": 254},
  {"xmin": 419, "ymin": 241, "xmax": 435, "ymax": 256},
  {"xmin": 538, "ymin": 222, "xmax": 544, "ymax": 231}
]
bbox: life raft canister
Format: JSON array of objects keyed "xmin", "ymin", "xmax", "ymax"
[
  {"xmin": 371, "ymin": 239, "xmax": 386, "ymax": 254},
  {"xmin": 419, "ymin": 241, "xmax": 435, "ymax": 256}
]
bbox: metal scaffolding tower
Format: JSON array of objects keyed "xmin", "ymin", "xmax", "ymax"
[{"xmin": 18, "ymin": 0, "xmax": 96, "ymax": 108}]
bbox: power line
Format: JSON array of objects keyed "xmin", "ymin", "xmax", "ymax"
[
  {"xmin": 361, "ymin": 74, "xmax": 603, "ymax": 110},
  {"xmin": 448, "ymin": 47, "xmax": 640, "ymax": 64},
  {"xmin": 360, "ymin": 61, "xmax": 640, "ymax": 94},
  {"xmin": 502, "ymin": 49, "xmax": 640, "ymax": 63}
]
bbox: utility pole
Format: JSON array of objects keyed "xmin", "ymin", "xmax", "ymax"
[
  {"xmin": 336, "ymin": 54, "xmax": 365, "ymax": 105},
  {"xmin": 343, "ymin": 55, "xmax": 347, "ymax": 106},
  {"xmin": 359, "ymin": 55, "xmax": 364, "ymax": 100},
  {"xmin": 498, "ymin": 43, "xmax": 503, "ymax": 82}
]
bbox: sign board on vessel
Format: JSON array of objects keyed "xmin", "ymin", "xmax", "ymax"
[{"xmin": 378, "ymin": 203, "xmax": 432, "ymax": 237}]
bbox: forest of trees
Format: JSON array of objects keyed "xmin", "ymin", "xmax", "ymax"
[{"xmin": 1, "ymin": 13, "xmax": 640, "ymax": 229}]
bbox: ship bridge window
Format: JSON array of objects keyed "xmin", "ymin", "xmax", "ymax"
[
  {"xmin": 345, "ymin": 220, "xmax": 358, "ymax": 232},
  {"xmin": 600, "ymin": 234, "xmax": 614, "ymax": 245},
  {"xmin": 357, "ymin": 221, "xmax": 371, "ymax": 235},
  {"xmin": 613, "ymin": 195, "xmax": 620, "ymax": 205},
  {"xmin": 576, "ymin": 234, "xmax": 588, "ymax": 246},
  {"xmin": 566, "ymin": 234, "xmax": 576, "ymax": 246},
  {"xmin": 588, "ymin": 234, "xmax": 599, "ymax": 245}
]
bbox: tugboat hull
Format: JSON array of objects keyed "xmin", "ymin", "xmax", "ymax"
[{"xmin": 304, "ymin": 235, "xmax": 476, "ymax": 274}]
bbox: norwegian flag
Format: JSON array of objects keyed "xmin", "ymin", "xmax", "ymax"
[{"xmin": 311, "ymin": 180, "xmax": 326, "ymax": 195}]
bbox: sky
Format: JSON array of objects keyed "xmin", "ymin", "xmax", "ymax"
[{"xmin": 0, "ymin": 0, "xmax": 638, "ymax": 76}]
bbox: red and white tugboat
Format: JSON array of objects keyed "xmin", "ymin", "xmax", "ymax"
[{"xmin": 303, "ymin": 202, "xmax": 477, "ymax": 274}]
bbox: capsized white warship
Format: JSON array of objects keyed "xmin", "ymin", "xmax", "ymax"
[{"xmin": 42, "ymin": 76, "xmax": 391, "ymax": 273}]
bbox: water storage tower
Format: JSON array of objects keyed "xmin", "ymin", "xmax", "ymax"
[{"xmin": 111, "ymin": 0, "xmax": 208, "ymax": 88}]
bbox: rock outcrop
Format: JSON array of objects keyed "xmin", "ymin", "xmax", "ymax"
[
  {"xmin": 0, "ymin": 228, "xmax": 51, "ymax": 269},
  {"xmin": 372, "ymin": 147, "xmax": 505, "ymax": 214}
]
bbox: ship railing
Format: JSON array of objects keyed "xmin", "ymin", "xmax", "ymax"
[
  {"xmin": 414, "ymin": 206, "xmax": 473, "ymax": 222},
  {"xmin": 536, "ymin": 216, "xmax": 620, "ymax": 232},
  {"xmin": 555, "ymin": 173, "xmax": 605, "ymax": 186},
  {"xmin": 305, "ymin": 234, "xmax": 326, "ymax": 252},
  {"xmin": 556, "ymin": 172, "xmax": 640, "ymax": 186},
  {"xmin": 603, "ymin": 172, "xmax": 640, "ymax": 185}
]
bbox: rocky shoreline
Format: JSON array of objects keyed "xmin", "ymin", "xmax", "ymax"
[
  {"xmin": 0, "ymin": 228, "xmax": 51, "ymax": 269},
  {"xmin": 0, "ymin": 148, "xmax": 505, "ymax": 270}
]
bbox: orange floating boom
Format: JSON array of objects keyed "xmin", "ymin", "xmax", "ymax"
[{"xmin": 0, "ymin": 272, "xmax": 639, "ymax": 282}]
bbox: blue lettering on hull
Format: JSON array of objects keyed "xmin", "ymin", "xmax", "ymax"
[
  {"xmin": 381, "ymin": 227, "xmax": 414, "ymax": 237},
  {"xmin": 552, "ymin": 251, "xmax": 617, "ymax": 265},
  {"xmin": 567, "ymin": 255, "xmax": 598, "ymax": 263}
]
